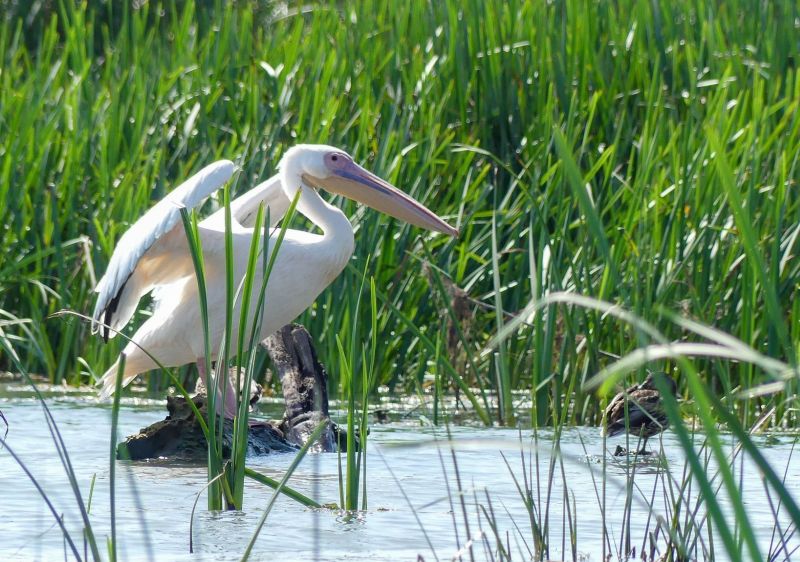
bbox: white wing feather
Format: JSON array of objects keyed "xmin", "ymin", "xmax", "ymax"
[
  {"xmin": 200, "ymin": 174, "xmax": 290, "ymax": 230},
  {"xmin": 92, "ymin": 160, "xmax": 235, "ymax": 338}
]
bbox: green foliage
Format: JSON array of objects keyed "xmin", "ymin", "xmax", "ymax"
[{"xmin": 1, "ymin": 0, "xmax": 799, "ymax": 429}]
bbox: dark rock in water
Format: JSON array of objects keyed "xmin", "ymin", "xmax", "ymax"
[{"xmin": 117, "ymin": 324, "xmax": 358, "ymax": 461}]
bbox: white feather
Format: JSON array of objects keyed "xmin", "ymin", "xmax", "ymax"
[
  {"xmin": 200, "ymin": 174, "xmax": 290, "ymax": 230},
  {"xmin": 92, "ymin": 160, "xmax": 235, "ymax": 338}
]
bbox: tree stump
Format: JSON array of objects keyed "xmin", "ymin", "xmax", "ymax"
[{"xmin": 263, "ymin": 323, "xmax": 338, "ymax": 452}]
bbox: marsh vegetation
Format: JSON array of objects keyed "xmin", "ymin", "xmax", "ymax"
[{"xmin": 1, "ymin": 1, "xmax": 799, "ymax": 560}]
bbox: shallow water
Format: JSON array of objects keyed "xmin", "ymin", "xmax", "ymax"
[{"xmin": 1, "ymin": 386, "xmax": 798, "ymax": 561}]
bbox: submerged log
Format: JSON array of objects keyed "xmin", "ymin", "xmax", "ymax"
[
  {"xmin": 117, "ymin": 324, "xmax": 351, "ymax": 461},
  {"xmin": 117, "ymin": 394, "xmax": 297, "ymax": 461}
]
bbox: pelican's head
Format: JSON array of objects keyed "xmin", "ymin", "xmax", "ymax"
[{"xmin": 279, "ymin": 144, "xmax": 458, "ymax": 237}]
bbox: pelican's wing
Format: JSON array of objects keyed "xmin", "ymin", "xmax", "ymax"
[
  {"xmin": 92, "ymin": 161, "xmax": 235, "ymax": 340},
  {"xmin": 200, "ymin": 174, "xmax": 290, "ymax": 230}
]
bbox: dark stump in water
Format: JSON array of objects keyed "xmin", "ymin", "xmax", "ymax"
[{"xmin": 117, "ymin": 324, "xmax": 353, "ymax": 461}]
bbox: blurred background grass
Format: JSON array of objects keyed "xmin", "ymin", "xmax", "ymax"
[{"xmin": 1, "ymin": 0, "xmax": 798, "ymax": 427}]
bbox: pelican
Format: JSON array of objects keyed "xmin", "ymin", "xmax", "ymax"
[
  {"xmin": 92, "ymin": 145, "xmax": 457, "ymax": 416},
  {"xmin": 602, "ymin": 372, "xmax": 677, "ymax": 455}
]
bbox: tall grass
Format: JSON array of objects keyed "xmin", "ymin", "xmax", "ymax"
[
  {"xmin": 0, "ymin": 0, "xmax": 800, "ymax": 427},
  {"xmin": 483, "ymin": 292, "xmax": 800, "ymax": 560},
  {"xmin": 6, "ymin": 4, "xmax": 799, "ymax": 559},
  {"xmin": 335, "ymin": 269, "xmax": 379, "ymax": 510},
  {"xmin": 2, "ymin": 1, "xmax": 799, "ymax": 428},
  {"xmin": 408, "ymin": 287, "xmax": 800, "ymax": 559},
  {"xmin": 178, "ymin": 182, "xmax": 317, "ymax": 511},
  {"xmin": 424, "ymin": 424, "xmax": 799, "ymax": 561}
]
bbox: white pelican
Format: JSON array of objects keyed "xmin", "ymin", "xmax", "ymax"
[{"xmin": 92, "ymin": 145, "xmax": 456, "ymax": 416}]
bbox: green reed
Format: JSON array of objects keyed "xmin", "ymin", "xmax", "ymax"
[
  {"xmin": 178, "ymin": 182, "xmax": 317, "ymax": 511},
  {"xmin": 3, "ymin": 3, "xmax": 800, "ymax": 553},
  {"xmin": 413, "ymin": 335, "xmax": 798, "ymax": 561},
  {"xmin": 335, "ymin": 267, "xmax": 380, "ymax": 511},
  {"xmin": 483, "ymin": 292, "xmax": 800, "ymax": 560},
  {"xmin": 3, "ymin": 0, "xmax": 798, "ymax": 430}
]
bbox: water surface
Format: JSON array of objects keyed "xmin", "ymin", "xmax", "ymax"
[{"xmin": 1, "ymin": 386, "xmax": 797, "ymax": 561}]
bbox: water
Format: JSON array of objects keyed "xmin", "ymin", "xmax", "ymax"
[{"xmin": 1, "ymin": 385, "xmax": 798, "ymax": 561}]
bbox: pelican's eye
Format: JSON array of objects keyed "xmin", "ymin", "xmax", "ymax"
[{"xmin": 325, "ymin": 152, "xmax": 351, "ymax": 170}]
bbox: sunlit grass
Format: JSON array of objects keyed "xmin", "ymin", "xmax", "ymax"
[
  {"xmin": 2, "ymin": 1, "xmax": 798, "ymax": 430},
  {"xmin": 3, "ymin": 2, "xmax": 800, "ymax": 560}
]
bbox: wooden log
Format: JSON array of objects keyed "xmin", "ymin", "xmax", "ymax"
[
  {"xmin": 262, "ymin": 323, "xmax": 337, "ymax": 453},
  {"xmin": 117, "ymin": 393, "xmax": 297, "ymax": 461}
]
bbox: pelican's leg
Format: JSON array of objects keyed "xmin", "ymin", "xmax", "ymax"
[
  {"xmin": 223, "ymin": 372, "xmax": 238, "ymax": 419},
  {"xmin": 196, "ymin": 360, "xmax": 237, "ymax": 420}
]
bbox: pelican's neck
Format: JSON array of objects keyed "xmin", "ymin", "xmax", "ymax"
[
  {"xmin": 297, "ymin": 184, "xmax": 356, "ymax": 275},
  {"xmin": 283, "ymin": 169, "xmax": 354, "ymax": 250},
  {"xmin": 299, "ymin": 184, "xmax": 352, "ymax": 236}
]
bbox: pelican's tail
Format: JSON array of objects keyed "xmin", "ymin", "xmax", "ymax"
[{"xmin": 96, "ymin": 358, "xmax": 139, "ymax": 400}]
